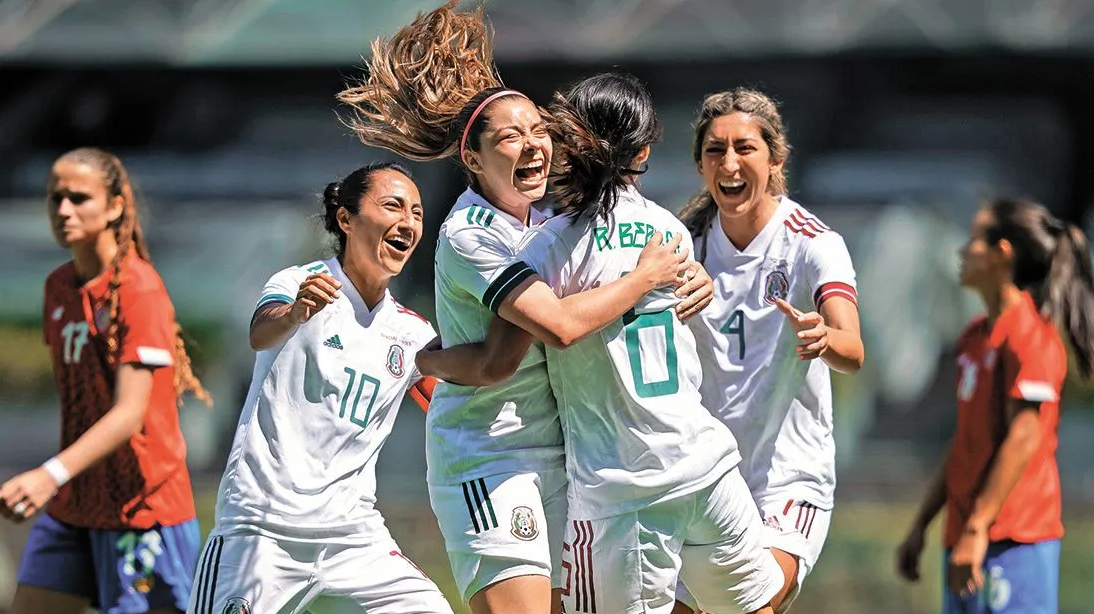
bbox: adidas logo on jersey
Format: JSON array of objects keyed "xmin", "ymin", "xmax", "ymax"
[{"xmin": 323, "ymin": 335, "xmax": 343, "ymax": 350}]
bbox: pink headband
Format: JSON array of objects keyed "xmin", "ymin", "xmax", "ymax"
[{"xmin": 459, "ymin": 89, "xmax": 528, "ymax": 161}]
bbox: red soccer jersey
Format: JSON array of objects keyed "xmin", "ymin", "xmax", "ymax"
[
  {"xmin": 944, "ymin": 291, "xmax": 1066, "ymax": 548},
  {"xmin": 41, "ymin": 253, "xmax": 196, "ymax": 530}
]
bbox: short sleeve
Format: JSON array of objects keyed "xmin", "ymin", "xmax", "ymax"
[
  {"xmin": 118, "ymin": 285, "xmax": 176, "ymax": 368},
  {"xmin": 803, "ymin": 231, "xmax": 858, "ymax": 309},
  {"xmin": 256, "ymin": 264, "xmax": 312, "ymax": 309},
  {"xmin": 520, "ymin": 222, "xmax": 569, "ymax": 296},
  {"xmin": 442, "ymin": 225, "xmax": 533, "ymax": 313},
  {"xmin": 1004, "ymin": 335, "xmax": 1063, "ymax": 404}
]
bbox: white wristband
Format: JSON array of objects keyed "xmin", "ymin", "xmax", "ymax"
[{"xmin": 42, "ymin": 457, "xmax": 71, "ymax": 488}]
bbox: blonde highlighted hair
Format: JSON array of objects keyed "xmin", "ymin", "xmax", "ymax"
[{"xmin": 337, "ymin": 0, "xmax": 513, "ymax": 162}]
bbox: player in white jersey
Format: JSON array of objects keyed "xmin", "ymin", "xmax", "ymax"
[
  {"xmin": 189, "ymin": 163, "xmax": 453, "ymax": 614},
  {"xmin": 676, "ymin": 89, "xmax": 865, "ymax": 613},
  {"xmin": 420, "ymin": 73, "xmax": 781, "ymax": 614},
  {"xmin": 336, "ymin": 6, "xmax": 704, "ymax": 614}
]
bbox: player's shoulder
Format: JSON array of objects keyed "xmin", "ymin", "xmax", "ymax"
[
  {"xmin": 44, "ymin": 261, "xmax": 76, "ymax": 293},
  {"xmin": 389, "ymin": 296, "xmax": 436, "ymax": 343},
  {"xmin": 1001, "ymin": 293, "xmax": 1062, "ymax": 352},
  {"xmin": 120, "ymin": 255, "xmax": 170, "ymax": 297},
  {"xmin": 782, "ymin": 199, "xmax": 840, "ymax": 242},
  {"xmin": 957, "ymin": 315, "xmax": 990, "ymax": 351}
]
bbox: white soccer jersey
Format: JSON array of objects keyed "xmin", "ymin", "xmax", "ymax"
[
  {"xmin": 214, "ymin": 257, "xmax": 436, "ymax": 543},
  {"xmin": 428, "ymin": 188, "xmax": 564, "ymax": 485},
  {"xmin": 689, "ymin": 197, "xmax": 857, "ymax": 510},
  {"xmin": 517, "ymin": 185, "xmax": 741, "ymax": 520}
]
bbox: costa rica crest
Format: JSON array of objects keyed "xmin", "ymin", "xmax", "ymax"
[{"xmin": 386, "ymin": 344, "xmax": 406, "ymax": 378}]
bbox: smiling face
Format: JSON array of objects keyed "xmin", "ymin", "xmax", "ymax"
[
  {"xmin": 463, "ymin": 96, "xmax": 552, "ymax": 210},
  {"xmin": 697, "ymin": 111, "xmax": 784, "ymax": 222},
  {"xmin": 338, "ymin": 168, "xmax": 424, "ymax": 281},
  {"xmin": 46, "ymin": 159, "xmax": 123, "ymax": 249}
]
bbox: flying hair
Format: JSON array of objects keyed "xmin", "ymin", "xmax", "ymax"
[{"xmin": 337, "ymin": 0, "xmax": 506, "ymax": 161}]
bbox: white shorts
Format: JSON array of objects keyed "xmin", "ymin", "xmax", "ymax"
[
  {"xmin": 563, "ymin": 468, "xmax": 781, "ymax": 614},
  {"xmin": 676, "ymin": 495, "xmax": 833, "ymax": 614},
  {"xmin": 186, "ymin": 530, "xmax": 453, "ymax": 614},
  {"xmin": 429, "ymin": 468, "xmax": 567, "ymax": 603}
]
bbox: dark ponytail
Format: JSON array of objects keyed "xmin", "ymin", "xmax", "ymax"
[
  {"xmin": 322, "ymin": 162, "xmax": 412, "ymax": 257},
  {"xmin": 548, "ymin": 72, "xmax": 661, "ymax": 220},
  {"xmin": 986, "ymin": 197, "xmax": 1094, "ymax": 378}
]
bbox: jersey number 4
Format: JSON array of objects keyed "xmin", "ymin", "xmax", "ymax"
[
  {"xmin": 720, "ymin": 309, "xmax": 746, "ymax": 360},
  {"xmin": 623, "ymin": 310, "xmax": 679, "ymax": 398},
  {"xmin": 340, "ymin": 367, "xmax": 380, "ymax": 428},
  {"xmin": 60, "ymin": 321, "xmax": 90, "ymax": 364}
]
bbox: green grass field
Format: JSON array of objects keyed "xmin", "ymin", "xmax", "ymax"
[{"xmin": 193, "ymin": 494, "xmax": 1094, "ymax": 614}]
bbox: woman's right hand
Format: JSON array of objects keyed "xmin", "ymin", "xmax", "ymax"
[
  {"xmin": 895, "ymin": 524, "xmax": 927, "ymax": 582},
  {"xmin": 634, "ymin": 231, "xmax": 689, "ymax": 291},
  {"xmin": 289, "ymin": 273, "xmax": 342, "ymax": 324}
]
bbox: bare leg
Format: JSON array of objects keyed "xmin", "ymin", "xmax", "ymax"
[{"xmin": 469, "ymin": 574, "xmax": 552, "ymax": 614}]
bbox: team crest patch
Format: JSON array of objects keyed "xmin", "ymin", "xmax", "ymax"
[
  {"xmin": 51, "ymin": 306, "xmax": 64, "ymax": 321},
  {"xmin": 763, "ymin": 270, "xmax": 790, "ymax": 304},
  {"xmin": 386, "ymin": 344, "xmax": 406, "ymax": 378},
  {"xmin": 510, "ymin": 506, "xmax": 539, "ymax": 541},
  {"xmin": 223, "ymin": 597, "xmax": 251, "ymax": 614},
  {"xmin": 95, "ymin": 307, "xmax": 111, "ymax": 331}
]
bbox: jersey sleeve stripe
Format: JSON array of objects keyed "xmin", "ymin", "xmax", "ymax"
[
  {"xmin": 813, "ymin": 282, "xmax": 857, "ymax": 307},
  {"xmin": 135, "ymin": 346, "xmax": 173, "ymax": 367},
  {"xmin": 256, "ymin": 293, "xmax": 294, "ymax": 308},
  {"xmin": 1016, "ymin": 380, "xmax": 1058, "ymax": 403},
  {"xmin": 482, "ymin": 262, "xmax": 536, "ymax": 313}
]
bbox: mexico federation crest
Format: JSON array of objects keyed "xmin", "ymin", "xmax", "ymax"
[
  {"xmin": 511, "ymin": 506, "xmax": 539, "ymax": 541},
  {"xmin": 763, "ymin": 270, "xmax": 790, "ymax": 304},
  {"xmin": 223, "ymin": 597, "xmax": 251, "ymax": 614},
  {"xmin": 386, "ymin": 344, "xmax": 406, "ymax": 378}
]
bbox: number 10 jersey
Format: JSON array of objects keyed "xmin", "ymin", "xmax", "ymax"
[{"xmin": 213, "ymin": 258, "xmax": 436, "ymax": 543}]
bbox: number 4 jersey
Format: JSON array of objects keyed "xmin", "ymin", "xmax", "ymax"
[
  {"xmin": 214, "ymin": 258, "xmax": 436, "ymax": 543},
  {"xmin": 516, "ymin": 186, "xmax": 741, "ymax": 520},
  {"xmin": 688, "ymin": 197, "xmax": 857, "ymax": 511}
]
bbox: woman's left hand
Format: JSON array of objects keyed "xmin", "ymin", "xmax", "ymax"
[
  {"xmin": 775, "ymin": 299, "xmax": 829, "ymax": 360},
  {"xmin": 675, "ymin": 262, "xmax": 714, "ymax": 321},
  {"xmin": 0, "ymin": 468, "xmax": 59, "ymax": 523}
]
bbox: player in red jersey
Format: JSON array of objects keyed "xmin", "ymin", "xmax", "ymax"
[
  {"xmin": 0, "ymin": 147, "xmax": 210, "ymax": 614},
  {"xmin": 896, "ymin": 197, "xmax": 1094, "ymax": 613}
]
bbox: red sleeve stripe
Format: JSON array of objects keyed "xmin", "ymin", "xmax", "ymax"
[
  {"xmin": 393, "ymin": 300, "xmax": 430, "ymax": 324},
  {"xmin": 784, "ymin": 210, "xmax": 830, "ymax": 238},
  {"xmin": 814, "ymin": 282, "xmax": 857, "ymax": 307}
]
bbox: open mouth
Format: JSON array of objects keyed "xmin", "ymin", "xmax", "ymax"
[
  {"xmin": 514, "ymin": 160, "xmax": 546, "ymax": 184},
  {"xmin": 384, "ymin": 236, "xmax": 411, "ymax": 254},
  {"xmin": 717, "ymin": 179, "xmax": 747, "ymax": 197}
]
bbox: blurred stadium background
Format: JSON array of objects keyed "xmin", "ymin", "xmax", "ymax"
[{"xmin": 2, "ymin": 0, "xmax": 1094, "ymax": 612}]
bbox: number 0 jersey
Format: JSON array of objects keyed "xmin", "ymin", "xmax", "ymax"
[
  {"xmin": 214, "ymin": 258, "xmax": 436, "ymax": 543},
  {"xmin": 515, "ymin": 186, "xmax": 741, "ymax": 520},
  {"xmin": 688, "ymin": 197, "xmax": 857, "ymax": 510}
]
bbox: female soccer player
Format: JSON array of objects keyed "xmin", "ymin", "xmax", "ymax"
[
  {"xmin": 421, "ymin": 72, "xmax": 783, "ymax": 614},
  {"xmin": 337, "ymin": 5, "xmax": 707, "ymax": 614},
  {"xmin": 0, "ymin": 147, "xmax": 209, "ymax": 614},
  {"xmin": 676, "ymin": 88, "xmax": 865, "ymax": 613},
  {"xmin": 188, "ymin": 162, "xmax": 453, "ymax": 614},
  {"xmin": 896, "ymin": 198, "xmax": 1092, "ymax": 614}
]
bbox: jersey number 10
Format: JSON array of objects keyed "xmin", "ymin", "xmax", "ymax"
[
  {"xmin": 623, "ymin": 310, "xmax": 679, "ymax": 398},
  {"xmin": 340, "ymin": 367, "xmax": 380, "ymax": 428}
]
